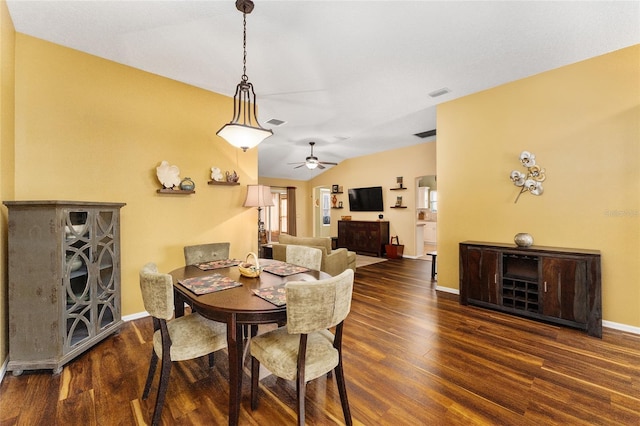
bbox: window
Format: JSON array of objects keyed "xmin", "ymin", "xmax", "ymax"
[
  {"xmin": 265, "ymin": 189, "xmax": 286, "ymax": 242},
  {"xmin": 429, "ymin": 190, "xmax": 438, "ymax": 212},
  {"xmin": 321, "ymin": 189, "xmax": 330, "ymax": 225}
]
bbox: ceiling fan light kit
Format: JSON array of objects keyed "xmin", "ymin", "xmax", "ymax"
[
  {"xmin": 288, "ymin": 142, "xmax": 338, "ymax": 171},
  {"xmin": 216, "ymin": 0, "xmax": 272, "ymax": 152}
]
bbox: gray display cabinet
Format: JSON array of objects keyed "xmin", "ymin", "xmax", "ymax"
[{"xmin": 4, "ymin": 200, "xmax": 126, "ymax": 374}]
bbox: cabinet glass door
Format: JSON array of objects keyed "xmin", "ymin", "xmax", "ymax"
[
  {"xmin": 96, "ymin": 210, "xmax": 118, "ymax": 330},
  {"xmin": 64, "ymin": 210, "xmax": 91, "ymax": 348}
]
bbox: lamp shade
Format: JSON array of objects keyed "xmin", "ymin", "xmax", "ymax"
[{"xmin": 243, "ymin": 185, "xmax": 274, "ymax": 207}]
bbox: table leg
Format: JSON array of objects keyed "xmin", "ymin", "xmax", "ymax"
[
  {"xmin": 174, "ymin": 290, "xmax": 185, "ymax": 317},
  {"xmin": 432, "ymin": 254, "xmax": 437, "ymax": 278},
  {"xmin": 226, "ymin": 314, "xmax": 243, "ymax": 426}
]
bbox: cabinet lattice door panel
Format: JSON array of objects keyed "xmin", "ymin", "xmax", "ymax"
[{"xmin": 4, "ymin": 200, "xmax": 125, "ymax": 374}]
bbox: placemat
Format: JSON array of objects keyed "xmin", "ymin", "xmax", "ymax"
[
  {"xmin": 178, "ymin": 273, "xmax": 242, "ymax": 295},
  {"xmin": 253, "ymin": 284, "xmax": 287, "ymax": 306},
  {"xmin": 195, "ymin": 258, "xmax": 242, "ymax": 271},
  {"xmin": 262, "ymin": 260, "xmax": 310, "ymax": 276}
]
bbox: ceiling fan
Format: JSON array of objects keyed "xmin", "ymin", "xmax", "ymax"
[{"xmin": 288, "ymin": 142, "xmax": 338, "ymax": 170}]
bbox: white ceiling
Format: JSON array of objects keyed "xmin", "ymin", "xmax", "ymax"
[{"xmin": 7, "ymin": 1, "xmax": 640, "ymax": 180}]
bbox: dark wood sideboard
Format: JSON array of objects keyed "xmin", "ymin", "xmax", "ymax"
[
  {"xmin": 459, "ymin": 241, "xmax": 602, "ymax": 337},
  {"xmin": 338, "ymin": 220, "xmax": 390, "ymax": 257}
]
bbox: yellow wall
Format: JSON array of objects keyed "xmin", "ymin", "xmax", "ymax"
[
  {"xmin": 310, "ymin": 143, "xmax": 437, "ymax": 256},
  {"xmin": 437, "ymin": 45, "xmax": 640, "ymax": 328},
  {"xmin": 11, "ymin": 34, "xmax": 259, "ymax": 319},
  {"xmin": 0, "ymin": 0, "xmax": 16, "ymax": 369}
]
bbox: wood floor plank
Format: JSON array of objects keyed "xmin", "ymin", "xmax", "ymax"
[{"xmin": 1, "ymin": 258, "xmax": 639, "ymax": 425}]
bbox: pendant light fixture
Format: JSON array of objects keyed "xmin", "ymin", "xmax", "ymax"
[{"xmin": 217, "ymin": 0, "xmax": 273, "ymax": 151}]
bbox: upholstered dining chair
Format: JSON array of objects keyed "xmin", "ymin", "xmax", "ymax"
[
  {"xmin": 250, "ymin": 269, "xmax": 354, "ymax": 426},
  {"xmin": 183, "ymin": 242, "xmax": 230, "ymax": 265},
  {"xmin": 285, "ymin": 245, "xmax": 323, "ymax": 271},
  {"xmin": 139, "ymin": 263, "xmax": 227, "ymax": 426}
]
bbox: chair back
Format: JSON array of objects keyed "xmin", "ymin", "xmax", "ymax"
[
  {"xmin": 139, "ymin": 263, "xmax": 174, "ymax": 320},
  {"xmin": 285, "ymin": 245, "xmax": 322, "ymax": 271},
  {"xmin": 285, "ymin": 269, "xmax": 354, "ymax": 334},
  {"xmin": 184, "ymin": 242, "xmax": 230, "ymax": 265}
]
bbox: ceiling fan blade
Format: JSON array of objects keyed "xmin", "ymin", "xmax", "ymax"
[
  {"xmin": 319, "ymin": 161, "xmax": 338, "ymax": 166},
  {"xmin": 293, "ymin": 164, "xmax": 306, "ymax": 169},
  {"xmin": 317, "ymin": 164, "xmax": 325, "ymax": 169},
  {"xmin": 287, "ymin": 162, "xmax": 304, "ymax": 165}
]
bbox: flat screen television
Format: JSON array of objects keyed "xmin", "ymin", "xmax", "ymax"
[{"xmin": 348, "ymin": 186, "xmax": 384, "ymax": 212}]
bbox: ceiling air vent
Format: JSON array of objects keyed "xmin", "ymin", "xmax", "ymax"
[
  {"xmin": 265, "ymin": 118, "xmax": 286, "ymax": 126},
  {"xmin": 414, "ymin": 129, "xmax": 437, "ymax": 139},
  {"xmin": 428, "ymin": 88, "xmax": 451, "ymax": 98}
]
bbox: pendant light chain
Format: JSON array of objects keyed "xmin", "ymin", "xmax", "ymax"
[{"xmin": 242, "ymin": 11, "xmax": 248, "ymax": 82}]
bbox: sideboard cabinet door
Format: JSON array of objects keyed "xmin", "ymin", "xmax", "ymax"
[{"xmin": 460, "ymin": 246, "xmax": 499, "ymax": 306}]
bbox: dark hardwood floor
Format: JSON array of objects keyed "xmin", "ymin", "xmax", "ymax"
[{"xmin": 1, "ymin": 258, "xmax": 639, "ymax": 425}]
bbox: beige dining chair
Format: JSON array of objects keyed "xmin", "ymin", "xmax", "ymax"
[
  {"xmin": 250, "ymin": 269, "xmax": 354, "ymax": 426},
  {"xmin": 139, "ymin": 263, "xmax": 227, "ymax": 426},
  {"xmin": 285, "ymin": 244, "xmax": 322, "ymax": 271},
  {"xmin": 183, "ymin": 242, "xmax": 230, "ymax": 265}
]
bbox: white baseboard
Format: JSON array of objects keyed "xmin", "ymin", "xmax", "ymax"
[
  {"xmin": 435, "ymin": 285, "xmax": 459, "ymax": 295},
  {"xmin": 123, "ymin": 311, "xmax": 149, "ymax": 322},
  {"xmin": 602, "ymin": 320, "xmax": 640, "ymax": 335},
  {"xmin": 0, "ymin": 357, "xmax": 7, "ymax": 384}
]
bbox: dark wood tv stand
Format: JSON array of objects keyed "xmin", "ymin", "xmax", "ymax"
[
  {"xmin": 338, "ymin": 220, "xmax": 389, "ymax": 257},
  {"xmin": 459, "ymin": 241, "xmax": 602, "ymax": 337}
]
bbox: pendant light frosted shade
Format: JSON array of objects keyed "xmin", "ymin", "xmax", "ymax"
[{"xmin": 217, "ymin": 123, "xmax": 272, "ymax": 152}]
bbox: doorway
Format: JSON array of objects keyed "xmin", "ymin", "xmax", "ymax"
[
  {"xmin": 415, "ymin": 175, "xmax": 437, "ymax": 260},
  {"xmin": 313, "ymin": 186, "xmax": 332, "ymax": 238}
]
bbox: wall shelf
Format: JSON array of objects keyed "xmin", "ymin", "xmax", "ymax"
[
  {"xmin": 157, "ymin": 189, "xmax": 195, "ymax": 194},
  {"xmin": 390, "ymin": 187, "xmax": 407, "ymax": 191},
  {"xmin": 208, "ymin": 180, "xmax": 240, "ymax": 186},
  {"xmin": 390, "ymin": 206, "xmax": 407, "ymax": 209}
]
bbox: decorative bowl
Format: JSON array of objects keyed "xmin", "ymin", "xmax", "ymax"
[
  {"xmin": 239, "ymin": 252, "xmax": 260, "ymax": 278},
  {"xmin": 514, "ymin": 233, "xmax": 534, "ymax": 247},
  {"xmin": 65, "ymin": 224, "xmax": 86, "ymax": 238}
]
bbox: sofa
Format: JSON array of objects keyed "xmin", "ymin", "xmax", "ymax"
[{"xmin": 272, "ymin": 234, "xmax": 356, "ymax": 276}]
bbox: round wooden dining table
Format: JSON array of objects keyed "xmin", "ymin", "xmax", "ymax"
[{"xmin": 169, "ymin": 261, "xmax": 329, "ymax": 426}]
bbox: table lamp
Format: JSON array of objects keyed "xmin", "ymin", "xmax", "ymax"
[{"xmin": 243, "ymin": 185, "xmax": 274, "ymax": 251}]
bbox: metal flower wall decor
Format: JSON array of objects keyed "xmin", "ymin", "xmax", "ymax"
[{"xmin": 510, "ymin": 151, "xmax": 546, "ymax": 203}]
